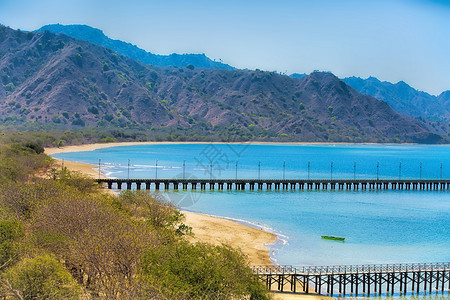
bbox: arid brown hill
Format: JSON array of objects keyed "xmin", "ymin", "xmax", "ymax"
[{"xmin": 0, "ymin": 25, "xmax": 440, "ymax": 143}]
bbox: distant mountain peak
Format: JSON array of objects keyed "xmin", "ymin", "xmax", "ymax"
[
  {"xmin": 396, "ymin": 80, "xmax": 409, "ymax": 87},
  {"xmin": 37, "ymin": 24, "xmax": 234, "ymax": 70},
  {"xmin": 39, "ymin": 24, "xmax": 108, "ymax": 42},
  {"xmin": 41, "ymin": 23, "xmax": 103, "ymax": 33},
  {"xmin": 367, "ymin": 76, "xmax": 380, "ymax": 83},
  {"xmin": 310, "ymin": 71, "xmax": 338, "ymax": 79}
]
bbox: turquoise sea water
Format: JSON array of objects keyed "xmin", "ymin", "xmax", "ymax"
[{"xmin": 53, "ymin": 143, "xmax": 450, "ymax": 268}]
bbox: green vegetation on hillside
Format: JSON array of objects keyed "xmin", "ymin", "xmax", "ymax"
[{"xmin": 0, "ymin": 141, "xmax": 269, "ymax": 299}]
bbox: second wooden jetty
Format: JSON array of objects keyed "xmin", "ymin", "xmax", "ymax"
[{"xmin": 252, "ymin": 262, "xmax": 450, "ymax": 298}]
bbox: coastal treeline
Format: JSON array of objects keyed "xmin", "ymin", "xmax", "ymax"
[
  {"xmin": 0, "ymin": 141, "xmax": 269, "ymax": 299},
  {"xmin": 0, "ymin": 126, "xmax": 279, "ymax": 148}
]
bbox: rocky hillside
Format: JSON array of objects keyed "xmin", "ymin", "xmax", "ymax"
[
  {"xmin": 0, "ymin": 25, "xmax": 440, "ymax": 143},
  {"xmin": 37, "ymin": 24, "xmax": 234, "ymax": 70}
]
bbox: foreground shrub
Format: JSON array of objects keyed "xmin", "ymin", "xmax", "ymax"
[
  {"xmin": 0, "ymin": 180, "xmax": 76, "ymax": 220},
  {"xmin": 141, "ymin": 240, "xmax": 269, "ymax": 300},
  {"xmin": 119, "ymin": 191, "xmax": 181, "ymax": 228},
  {"xmin": 31, "ymin": 192, "xmax": 156, "ymax": 298},
  {"xmin": 118, "ymin": 191, "xmax": 192, "ymax": 238},
  {"xmin": 52, "ymin": 168, "xmax": 97, "ymax": 193},
  {"xmin": 4, "ymin": 254, "xmax": 80, "ymax": 299},
  {"xmin": 0, "ymin": 219, "xmax": 23, "ymax": 268}
]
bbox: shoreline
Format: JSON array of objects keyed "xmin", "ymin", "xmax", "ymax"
[{"xmin": 44, "ymin": 140, "xmax": 426, "ymax": 155}]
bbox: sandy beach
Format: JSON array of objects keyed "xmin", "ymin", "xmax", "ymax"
[
  {"xmin": 52, "ymin": 158, "xmax": 105, "ymax": 178},
  {"xmin": 183, "ymin": 211, "xmax": 276, "ymax": 265},
  {"xmin": 45, "ymin": 143, "xmax": 334, "ymax": 299}
]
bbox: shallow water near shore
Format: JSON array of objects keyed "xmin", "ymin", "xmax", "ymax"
[{"xmin": 53, "ymin": 143, "xmax": 450, "ymax": 268}]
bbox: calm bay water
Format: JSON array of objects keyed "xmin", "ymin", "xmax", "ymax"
[{"xmin": 53, "ymin": 143, "xmax": 450, "ymax": 268}]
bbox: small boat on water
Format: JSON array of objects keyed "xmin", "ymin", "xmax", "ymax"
[{"xmin": 321, "ymin": 235, "xmax": 345, "ymax": 242}]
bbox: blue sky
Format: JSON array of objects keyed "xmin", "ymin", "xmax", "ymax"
[{"xmin": 0, "ymin": 0, "xmax": 449, "ymax": 94}]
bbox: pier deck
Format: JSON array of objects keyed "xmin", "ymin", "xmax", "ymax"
[{"xmin": 97, "ymin": 178, "xmax": 450, "ymax": 191}]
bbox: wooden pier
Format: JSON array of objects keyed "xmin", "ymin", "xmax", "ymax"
[
  {"xmin": 96, "ymin": 178, "xmax": 450, "ymax": 191},
  {"xmin": 252, "ymin": 262, "xmax": 450, "ymax": 297}
]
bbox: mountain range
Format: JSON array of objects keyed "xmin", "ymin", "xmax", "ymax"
[
  {"xmin": 0, "ymin": 25, "xmax": 443, "ymax": 143},
  {"xmin": 38, "ymin": 25, "xmax": 450, "ymax": 127},
  {"xmin": 293, "ymin": 75, "xmax": 450, "ymax": 127},
  {"xmin": 342, "ymin": 77, "xmax": 450, "ymax": 122}
]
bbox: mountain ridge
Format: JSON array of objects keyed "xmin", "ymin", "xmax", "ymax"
[{"xmin": 37, "ymin": 24, "xmax": 234, "ymax": 70}]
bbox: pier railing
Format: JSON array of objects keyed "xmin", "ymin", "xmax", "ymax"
[{"xmin": 252, "ymin": 262, "xmax": 450, "ymax": 275}]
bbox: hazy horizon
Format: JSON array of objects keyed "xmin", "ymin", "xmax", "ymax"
[{"xmin": 1, "ymin": 0, "xmax": 449, "ymax": 95}]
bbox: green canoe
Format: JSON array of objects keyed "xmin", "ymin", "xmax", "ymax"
[{"xmin": 321, "ymin": 235, "xmax": 345, "ymax": 242}]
